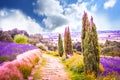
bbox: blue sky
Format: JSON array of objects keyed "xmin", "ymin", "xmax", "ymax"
[{"xmin": 0, "ymin": 0, "xmax": 120, "ymax": 34}]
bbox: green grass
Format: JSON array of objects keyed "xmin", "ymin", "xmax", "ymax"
[
  {"xmin": 46, "ymin": 51, "xmax": 59, "ymax": 57},
  {"xmin": 60, "ymin": 54, "xmax": 96, "ymax": 80},
  {"xmin": 0, "ymin": 55, "xmax": 13, "ymax": 62},
  {"xmin": 32, "ymin": 58, "xmax": 46, "ymax": 80}
]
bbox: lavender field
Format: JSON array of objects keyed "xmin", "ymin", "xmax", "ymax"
[
  {"xmin": 0, "ymin": 41, "xmax": 38, "ymax": 63},
  {"xmin": 0, "ymin": 40, "xmax": 120, "ymax": 75},
  {"xmin": 100, "ymin": 56, "xmax": 120, "ymax": 75}
]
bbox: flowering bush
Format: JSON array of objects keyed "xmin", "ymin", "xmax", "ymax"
[
  {"xmin": 0, "ymin": 49, "xmax": 42, "ymax": 79},
  {"xmin": 65, "ymin": 54, "xmax": 84, "ymax": 73},
  {"xmin": 0, "ymin": 62, "xmax": 23, "ymax": 80}
]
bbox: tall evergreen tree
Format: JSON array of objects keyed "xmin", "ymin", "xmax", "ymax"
[
  {"xmin": 81, "ymin": 12, "xmax": 100, "ymax": 77},
  {"xmin": 58, "ymin": 33, "xmax": 64, "ymax": 57},
  {"xmin": 90, "ymin": 16, "xmax": 100, "ymax": 76},
  {"xmin": 81, "ymin": 11, "xmax": 90, "ymax": 53},
  {"xmin": 64, "ymin": 27, "xmax": 73, "ymax": 58}
]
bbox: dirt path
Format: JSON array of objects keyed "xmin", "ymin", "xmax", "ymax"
[{"xmin": 30, "ymin": 53, "xmax": 70, "ymax": 80}]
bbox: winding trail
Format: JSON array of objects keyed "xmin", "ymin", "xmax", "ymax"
[{"xmin": 30, "ymin": 53, "xmax": 70, "ymax": 80}]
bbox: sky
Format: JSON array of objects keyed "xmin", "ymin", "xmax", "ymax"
[{"xmin": 0, "ymin": 0, "xmax": 120, "ymax": 34}]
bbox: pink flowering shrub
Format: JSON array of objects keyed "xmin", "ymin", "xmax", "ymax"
[
  {"xmin": 0, "ymin": 62, "xmax": 23, "ymax": 80},
  {"xmin": 0, "ymin": 49, "xmax": 42, "ymax": 79}
]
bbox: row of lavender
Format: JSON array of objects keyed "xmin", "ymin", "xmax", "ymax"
[
  {"xmin": 0, "ymin": 49, "xmax": 42, "ymax": 80},
  {"xmin": 100, "ymin": 56, "xmax": 120, "ymax": 75},
  {"xmin": 0, "ymin": 41, "xmax": 38, "ymax": 63}
]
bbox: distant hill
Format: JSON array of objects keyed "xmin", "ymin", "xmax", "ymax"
[{"xmin": 42, "ymin": 30, "xmax": 120, "ymax": 43}]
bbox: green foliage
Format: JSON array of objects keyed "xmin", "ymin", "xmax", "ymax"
[
  {"xmin": 81, "ymin": 12, "xmax": 100, "ymax": 77},
  {"xmin": 101, "ymin": 40, "xmax": 120, "ymax": 56},
  {"xmin": 14, "ymin": 34, "xmax": 28, "ymax": 44},
  {"xmin": 64, "ymin": 27, "xmax": 73, "ymax": 58},
  {"xmin": 65, "ymin": 54, "xmax": 84, "ymax": 73},
  {"xmin": 46, "ymin": 51, "xmax": 59, "ymax": 56},
  {"xmin": 0, "ymin": 55, "xmax": 13, "ymax": 62},
  {"xmin": 65, "ymin": 64, "xmax": 95, "ymax": 80},
  {"xmin": 38, "ymin": 45, "xmax": 46, "ymax": 51},
  {"xmin": 16, "ymin": 62, "xmax": 32, "ymax": 79},
  {"xmin": 58, "ymin": 34, "xmax": 64, "ymax": 57},
  {"xmin": 32, "ymin": 58, "xmax": 46, "ymax": 79}
]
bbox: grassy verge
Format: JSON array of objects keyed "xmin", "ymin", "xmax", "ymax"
[
  {"xmin": 60, "ymin": 54, "xmax": 95, "ymax": 80},
  {"xmin": 32, "ymin": 57, "xmax": 46, "ymax": 80}
]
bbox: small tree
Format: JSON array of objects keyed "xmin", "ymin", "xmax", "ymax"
[
  {"xmin": 58, "ymin": 34, "xmax": 64, "ymax": 57},
  {"xmin": 64, "ymin": 27, "xmax": 73, "ymax": 58},
  {"xmin": 14, "ymin": 34, "xmax": 28, "ymax": 44}
]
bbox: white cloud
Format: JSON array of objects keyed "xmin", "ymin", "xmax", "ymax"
[
  {"xmin": 34, "ymin": 0, "xmax": 117, "ymax": 33},
  {"xmin": 104, "ymin": 0, "xmax": 116, "ymax": 9},
  {"xmin": 34, "ymin": 0, "xmax": 89, "ymax": 33},
  {"xmin": 34, "ymin": 0, "xmax": 69, "ymax": 32},
  {"xmin": 0, "ymin": 9, "xmax": 43, "ymax": 34},
  {"xmin": 34, "ymin": 0, "xmax": 63, "ymax": 16}
]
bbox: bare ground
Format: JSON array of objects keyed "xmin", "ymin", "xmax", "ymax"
[{"xmin": 29, "ymin": 53, "xmax": 70, "ymax": 80}]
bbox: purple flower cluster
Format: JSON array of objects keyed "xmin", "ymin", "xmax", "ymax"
[
  {"xmin": 0, "ymin": 41, "xmax": 38, "ymax": 57},
  {"xmin": 100, "ymin": 56, "xmax": 120, "ymax": 75}
]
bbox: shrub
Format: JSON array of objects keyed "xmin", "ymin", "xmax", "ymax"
[
  {"xmin": 13, "ymin": 60, "xmax": 32, "ymax": 79},
  {"xmin": 28, "ymin": 34, "xmax": 43, "ymax": 45},
  {"xmin": 0, "ymin": 49, "xmax": 42, "ymax": 79},
  {"xmin": 46, "ymin": 51, "xmax": 59, "ymax": 56},
  {"xmin": 101, "ymin": 40, "xmax": 120, "ymax": 56},
  {"xmin": 14, "ymin": 34, "xmax": 28, "ymax": 44},
  {"xmin": 0, "ymin": 62, "xmax": 23, "ymax": 80},
  {"xmin": 13, "ymin": 49, "xmax": 42, "ymax": 79},
  {"xmin": 0, "ymin": 31, "xmax": 13, "ymax": 42},
  {"xmin": 38, "ymin": 45, "xmax": 46, "ymax": 51},
  {"xmin": 65, "ymin": 54, "xmax": 84, "ymax": 73},
  {"xmin": 73, "ymin": 42, "xmax": 82, "ymax": 52}
]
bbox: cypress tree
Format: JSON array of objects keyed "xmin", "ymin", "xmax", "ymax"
[
  {"xmin": 58, "ymin": 33, "xmax": 64, "ymax": 57},
  {"xmin": 81, "ymin": 12, "xmax": 100, "ymax": 77},
  {"xmin": 81, "ymin": 11, "xmax": 90, "ymax": 53},
  {"xmin": 64, "ymin": 27, "xmax": 73, "ymax": 58},
  {"xmin": 67, "ymin": 27, "xmax": 73, "ymax": 55},
  {"xmin": 90, "ymin": 16, "xmax": 100, "ymax": 76}
]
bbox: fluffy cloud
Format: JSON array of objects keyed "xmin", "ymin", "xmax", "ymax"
[
  {"xmin": 34, "ymin": 0, "xmax": 69, "ymax": 32},
  {"xmin": 34, "ymin": 0, "xmax": 118, "ymax": 33},
  {"xmin": 0, "ymin": 9, "xmax": 43, "ymax": 34},
  {"xmin": 34, "ymin": 0, "xmax": 89, "ymax": 32},
  {"xmin": 34, "ymin": 0, "xmax": 63, "ymax": 16},
  {"xmin": 104, "ymin": 0, "xmax": 116, "ymax": 9}
]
